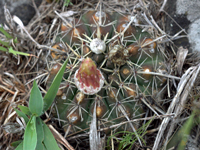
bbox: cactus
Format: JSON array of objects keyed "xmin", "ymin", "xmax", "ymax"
[{"xmin": 47, "ymin": 9, "xmax": 167, "ymax": 143}]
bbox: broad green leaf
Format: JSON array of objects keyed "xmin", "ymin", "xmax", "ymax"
[
  {"xmin": 8, "ymin": 47, "xmax": 30, "ymax": 56},
  {"xmin": 0, "ymin": 26, "xmax": 13, "ymax": 39},
  {"xmin": 15, "ymin": 141, "xmax": 23, "ymax": 150},
  {"xmin": 14, "ymin": 108, "xmax": 29, "ymax": 124},
  {"xmin": 36, "ymin": 140, "xmax": 45, "ymax": 150},
  {"xmin": 0, "ymin": 40, "xmax": 9, "ymax": 47},
  {"xmin": 36, "ymin": 117, "xmax": 44, "ymax": 150},
  {"xmin": 23, "ymin": 116, "xmax": 37, "ymax": 150},
  {"xmin": 29, "ymin": 81, "xmax": 43, "ymax": 116},
  {"xmin": 43, "ymin": 57, "xmax": 69, "ymax": 112},
  {"xmin": 18, "ymin": 105, "xmax": 31, "ymax": 116},
  {"xmin": 43, "ymin": 123, "xmax": 61, "ymax": 150},
  {"xmin": 17, "ymin": 105, "xmax": 31, "ymax": 116},
  {"xmin": 0, "ymin": 46, "xmax": 7, "ymax": 52}
]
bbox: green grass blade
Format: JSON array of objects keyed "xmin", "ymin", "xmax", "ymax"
[
  {"xmin": 18, "ymin": 105, "xmax": 31, "ymax": 116},
  {"xmin": 23, "ymin": 116, "xmax": 37, "ymax": 150},
  {"xmin": 29, "ymin": 80, "xmax": 43, "ymax": 116},
  {"xmin": 43, "ymin": 57, "xmax": 69, "ymax": 112},
  {"xmin": 0, "ymin": 26, "xmax": 13, "ymax": 39},
  {"xmin": 8, "ymin": 47, "xmax": 30, "ymax": 56},
  {"xmin": 36, "ymin": 117, "xmax": 45, "ymax": 150},
  {"xmin": 0, "ymin": 40, "xmax": 9, "ymax": 47},
  {"xmin": 43, "ymin": 123, "xmax": 61, "ymax": 150},
  {"xmin": 0, "ymin": 46, "xmax": 7, "ymax": 52},
  {"xmin": 177, "ymin": 112, "xmax": 195, "ymax": 150},
  {"xmin": 14, "ymin": 108, "xmax": 29, "ymax": 124},
  {"xmin": 167, "ymin": 112, "xmax": 195, "ymax": 150}
]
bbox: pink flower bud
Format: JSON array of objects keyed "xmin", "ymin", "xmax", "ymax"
[{"xmin": 74, "ymin": 57, "xmax": 104, "ymax": 95}]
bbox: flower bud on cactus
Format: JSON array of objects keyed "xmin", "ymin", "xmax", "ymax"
[
  {"xmin": 74, "ymin": 57, "xmax": 104, "ymax": 95},
  {"xmin": 108, "ymin": 44, "xmax": 129, "ymax": 66},
  {"xmin": 90, "ymin": 38, "xmax": 106, "ymax": 54}
]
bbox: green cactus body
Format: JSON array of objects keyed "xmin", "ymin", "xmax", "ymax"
[{"xmin": 47, "ymin": 10, "xmax": 167, "ymax": 136}]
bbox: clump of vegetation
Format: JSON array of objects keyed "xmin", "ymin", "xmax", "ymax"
[
  {"xmin": 0, "ymin": 0, "xmax": 200, "ymax": 149},
  {"xmin": 0, "ymin": 25, "xmax": 31, "ymax": 56},
  {"xmin": 14, "ymin": 58, "xmax": 69, "ymax": 150}
]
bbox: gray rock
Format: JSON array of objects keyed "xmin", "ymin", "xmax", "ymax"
[
  {"xmin": 176, "ymin": 0, "xmax": 200, "ymax": 52},
  {"xmin": 0, "ymin": 0, "xmax": 42, "ymax": 26},
  {"xmin": 165, "ymin": 0, "xmax": 190, "ymax": 50},
  {"xmin": 165, "ymin": 0, "xmax": 200, "ymax": 52}
]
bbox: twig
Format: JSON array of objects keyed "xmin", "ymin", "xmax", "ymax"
[
  {"xmin": 13, "ymin": 15, "xmax": 65, "ymax": 52},
  {"xmin": 0, "ymin": 85, "xmax": 15, "ymax": 95},
  {"xmin": 31, "ymin": 0, "xmax": 40, "ymax": 17},
  {"xmin": 48, "ymin": 124, "xmax": 75, "ymax": 150},
  {"xmin": 159, "ymin": 0, "xmax": 168, "ymax": 12}
]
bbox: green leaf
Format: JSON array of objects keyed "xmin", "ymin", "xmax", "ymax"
[
  {"xmin": 11, "ymin": 140, "xmax": 23, "ymax": 148},
  {"xmin": 15, "ymin": 141, "xmax": 23, "ymax": 150},
  {"xmin": 14, "ymin": 37, "xmax": 18, "ymax": 43},
  {"xmin": 64, "ymin": 0, "xmax": 73, "ymax": 6},
  {"xmin": 43, "ymin": 57, "xmax": 69, "ymax": 112},
  {"xmin": 18, "ymin": 105, "xmax": 31, "ymax": 116},
  {"xmin": 43, "ymin": 123, "xmax": 60, "ymax": 150},
  {"xmin": 29, "ymin": 81, "xmax": 43, "ymax": 116},
  {"xmin": 177, "ymin": 113, "xmax": 195, "ymax": 150},
  {"xmin": 8, "ymin": 47, "xmax": 30, "ymax": 56},
  {"xmin": 0, "ymin": 26, "xmax": 13, "ymax": 39},
  {"xmin": 36, "ymin": 117, "xmax": 45, "ymax": 150},
  {"xmin": 0, "ymin": 40, "xmax": 9, "ymax": 47},
  {"xmin": 23, "ymin": 116, "xmax": 37, "ymax": 150},
  {"xmin": 14, "ymin": 108, "xmax": 29, "ymax": 124},
  {"xmin": 167, "ymin": 112, "xmax": 195, "ymax": 150},
  {"xmin": 0, "ymin": 46, "xmax": 7, "ymax": 52}
]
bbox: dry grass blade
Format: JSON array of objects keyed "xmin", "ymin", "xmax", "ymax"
[
  {"xmin": 164, "ymin": 64, "xmax": 200, "ymax": 148},
  {"xmin": 159, "ymin": 0, "xmax": 168, "ymax": 12},
  {"xmin": 153, "ymin": 65, "xmax": 199, "ymax": 150},
  {"xmin": 89, "ymin": 102, "xmax": 102, "ymax": 150},
  {"xmin": 176, "ymin": 46, "xmax": 188, "ymax": 76},
  {"xmin": 48, "ymin": 125, "xmax": 75, "ymax": 150}
]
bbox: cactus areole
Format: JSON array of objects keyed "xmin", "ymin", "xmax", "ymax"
[{"xmin": 74, "ymin": 57, "xmax": 104, "ymax": 95}]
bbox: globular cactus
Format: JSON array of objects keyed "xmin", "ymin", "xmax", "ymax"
[{"xmin": 47, "ymin": 9, "xmax": 167, "ymax": 141}]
